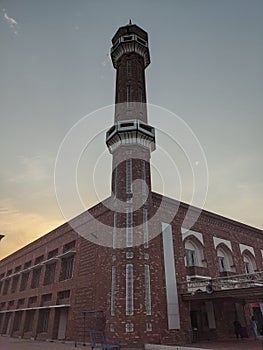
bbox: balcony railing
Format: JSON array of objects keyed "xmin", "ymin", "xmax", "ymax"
[{"xmin": 179, "ymin": 270, "xmax": 263, "ymax": 294}]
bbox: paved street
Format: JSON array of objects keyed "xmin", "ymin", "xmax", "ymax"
[
  {"xmin": 188, "ymin": 338, "xmax": 263, "ymax": 350},
  {"xmin": 0, "ymin": 336, "xmax": 262, "ymax": 350},
  {"xmin": 0, "ymin": 336, "xmax": 78, "ymax": 350}
]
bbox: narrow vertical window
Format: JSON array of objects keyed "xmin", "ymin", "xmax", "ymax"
[
  {"xmin": 143, "ymin": 208, "xmax": 148, "ymax": 248},
  {"xmin": 111, "ymin": 266, "xmax": 116, "ymax": 316},
  {"xmin": 138, "ymin": 87, "xmax": 143, "ymax": 114},
  {"xmin": 127, "ymin": 85, "xmax": 131, "ymax": 108},
  {"xmin": 137, "ymin": 64, "xmax": 142, "ymax": 81},
  {"xmin": 145, "ymin": 265, "xmax": 151, "ymax": 315},
  {"xmin": 126, "ymin": 208, "xmax": 133, "ymax": 247},
  {"xmin": 126, "ymin": 159, "xmax": 132, "ymax": 194},
  {"xmin": 127, "ymin": 60, "xmax": 131, "ymax": 78},
  {"xmin": 126, "ymin": 264, "xmax": 134, "ymax": 315},
  {"xmin": 114, "ymin": 166, "xmax": 118, "ymax": 197},
  {"xmin": 185, "ymin": 249, "xmax": 195, "ymax": 267},
  {"xmin": 141, "ymin": 160, "xmax": 147, "ymax": 195},
  {"xmin": 218, "ymin": 256, "xmax": 225, "ymax": 272},
  {"xmin": 113, "ymin": 211, "xmax": 117, "ymax": 249},
  {"xmin": 244, "ymin": 261, "xmax": 250, "ymax": 274}
]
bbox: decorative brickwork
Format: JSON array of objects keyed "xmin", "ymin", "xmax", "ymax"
[{"xmin": 0, "ymin": 22, "xmax": 262, "ymax": 347}]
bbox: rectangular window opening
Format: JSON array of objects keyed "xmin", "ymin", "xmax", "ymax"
[
  {"xmin": 145, "ymin": 264, "xmax": 151, "ymax": 315},
  {"xmin": 127, "ymin": 60, "xmax": 131, "ymax": 78},
  {"xmin": 186, "ymin": 249, "xmax": 196, "ymax": 267},
  {"xmin": 127, "ymin": 86, "xmax": 131, "ymax": 108},
  {"xmin": 59, "ymin": 256, "xmax": 74, "ymax": 281},
  {"xmin": 126, "ymin": 264, "xmax": 134, "ymax": 315},
  {"xmin": 126, "ymin": 208, "xmax": 133, "ymax": 248},
  {"xmin": 126, "ymin": 159, "xmax": 132, "ymax": 194},
  {"xmin": 111, "ymin": 266, "xmax": 116, "ymax": 316}
]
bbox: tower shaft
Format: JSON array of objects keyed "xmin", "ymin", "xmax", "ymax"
[{"xmin": 105, "ymin": 23, "xmax": 156, "ymax": 345}]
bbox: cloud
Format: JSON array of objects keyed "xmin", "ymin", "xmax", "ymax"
[
  {"xmin": 0, "ymin": 198, "xmax": 64, "ymax": 260},
  {"xmin": 2, "ymin": 8, "xmax": 19, "ymax": 35},
  {"xmin": 205, "ymin": 154, "xmax": 263, "ymax": 229},
  {"xmin": 7, "ymin": 155, "xmax": 52, "ymax": 184}
]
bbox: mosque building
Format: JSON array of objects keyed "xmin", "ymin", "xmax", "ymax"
[{"xmin": 0, "ymin": 22, "xmax": 262, "ymax": 347}]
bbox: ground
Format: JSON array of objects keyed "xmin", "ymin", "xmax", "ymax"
[{"xmin": 0, "ymin": 336, "xmax": 262, "ymax": 350}]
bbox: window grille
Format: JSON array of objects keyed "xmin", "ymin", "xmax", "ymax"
[
  {"xmin": 126, "ymin": 264, "xmax": 134, "ymax": 315},
  {"xmin": 60, "ymin": 256, "xmax": 74, "ymax": 281},
  {"xmin": 11, "ymin": 275, "xmax": 19, "ymax": 293},
  {"xmin": 126, "ymin": 208, "xmax": 133, "ymax": 247},
  {"xmin": 38, "ymin": 309, "xmax": 50, "ymax": 333},
  {"xmin": 143, "ymin": 208, "xmax": 148, "ymax": 248},
  {"xmin": 126, "ymin": 159, "xmax": 132, "ymax": 194},
  {"xmin": 24, "ymin": 310, "xmax": 35, "ymax": 332},
  {"xmin": 141, "ymin": 160, "xmax": 147, "ymax": 195},
  {"xmin": 3, "ymin": 279, "xmax": 10, "ymax": 295},
  {"xmin": 145, "ymin": 265, "xmax": 151, "ymax": 315},
  {"xmin": 13, "ymin": 311, "xmax": 22, "ymax": 332},
  {"xmin": 44, "ymin": 263, "xmax": 56, "ymax": 285},
  {"xmin": 31, "ymin": 267, "xmax": 42, "ymax": 288},
  {"xmin": 111, "ymin": 266, "xmax": 116, "ymax": 316},
  {"xmin": 20, "ymin": 272, "xmax": 30, "ymax": 291},
  {"xmin": 113, "ymin": 212, "xmax": 117, "ymax": 249}
]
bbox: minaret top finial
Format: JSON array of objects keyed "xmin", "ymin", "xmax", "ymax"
[{"xmin": 129, "ymin": 19, "xmax": 132, "ymax": 25}]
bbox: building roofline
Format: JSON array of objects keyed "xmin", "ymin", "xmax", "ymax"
[
  {"xmin": 1, "ymin": 193, "xmax": 262, "ymax": 264},
  {"xmin": 152, "ymin": 191, "xmax": 263, "ymax": 235},
  {"xmin": 0, "ymin": 197, "xmax": 112, "ymax": 264}
]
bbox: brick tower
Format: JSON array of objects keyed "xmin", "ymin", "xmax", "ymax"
[{"xmin": 105, "ymin": 22, "xmax": 156, "ymax": 345}]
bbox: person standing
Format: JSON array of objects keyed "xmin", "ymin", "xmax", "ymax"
[
  {"xmin": 233, "ymin": 320, "xmax": 242, "ymax": 339},
  {"xmin": 251, "ymin": 316, "xmax": 258, "ymax": 340}
]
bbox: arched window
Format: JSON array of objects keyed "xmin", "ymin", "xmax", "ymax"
[
  {"xmin": 243, "ymin": 251, "xmax": 257, "ymax": 274},
  {"xmin": 216, "ymin": 245, "xmax": 235, "ymax": 272},
  {"xmin": 185, "ymin": 238, "xmax": 205, "ymax": 267}
]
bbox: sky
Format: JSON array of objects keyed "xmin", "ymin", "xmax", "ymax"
[{"xmin": 0, "ymin": 0, "xmax": 263, "ymax": 259}]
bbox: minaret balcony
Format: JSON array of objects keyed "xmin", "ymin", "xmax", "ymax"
[
  {"xmin": 111, "ymin": 34, "xmax": 150, "ymax": 68},
  {"xmin": 106, "ymin": 119, "xmax": 155, "ymax": 153}
]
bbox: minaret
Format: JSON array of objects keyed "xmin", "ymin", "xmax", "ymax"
[
  {"xmin": 105, "ymin": 23, "xmax": 156, "ymax": 344},
  {"xmin": 106, "ymin": 22, "xmax": 155, "ymax": 207}
]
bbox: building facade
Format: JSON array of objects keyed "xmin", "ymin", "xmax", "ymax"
[{"xmin": 0, "ymin": 23, "xmax": 263, "ymax": 346}]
